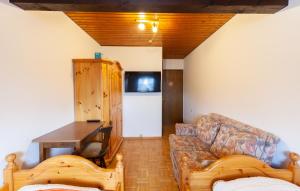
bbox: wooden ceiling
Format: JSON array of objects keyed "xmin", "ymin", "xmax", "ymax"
[
  {"xmin": 66, "ymin": 12, "xmax": 234, "ymax": 58},
  {"xmin": 11, "ymin": 0, "xmax": 287, "ymax": 58}
]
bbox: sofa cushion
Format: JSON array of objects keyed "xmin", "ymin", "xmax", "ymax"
[
  {"xmin": 169, "ymin": 134, "xmax": 210, "ymax": 152},
  {"xmin": 209, "ymin": 113, "xmax": 280, "ymax": 164},
  {"xmin": 209, "ymin": 113, "xmax": 267, "ymax": 135},
  {"xmin": 209, "ymin": 113, "xmax": 280, "ymax": 141},
  {"xmin": 210, "ymin": 125, "xmax": 269, "ymax": 163},
  {"xmin": 175, "ymin": 123, "xmax": 197, "ymax": 136},
  {"xmin": 171, "ymin": 150, "xmax": 217, "ymax": 183},
  {"xmin": 196, "ymin": 115, "xmax": 221, "ymax": 146}
]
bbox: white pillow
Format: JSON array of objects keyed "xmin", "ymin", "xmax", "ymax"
[
  {"xmin": 18, "ymin": 184, "xmax": 101, "ymax": 191},
  {"xmin": 213, "ymin": 177, "xmax": 300, "ymax": 191}
]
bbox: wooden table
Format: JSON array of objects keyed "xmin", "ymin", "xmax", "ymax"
[{"xmin": 33, "ymin": 121, "xmax": 104, "ymax": 162}]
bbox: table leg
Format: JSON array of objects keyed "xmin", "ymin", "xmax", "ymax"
[{"xmin": 39, "ymin": 143, "xmax": 47, "ymax": 162}]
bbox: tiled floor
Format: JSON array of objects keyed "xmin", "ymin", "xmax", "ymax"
[{"xmin": 112, "ymin": 127, "xmax": 179, "ymax": 191}]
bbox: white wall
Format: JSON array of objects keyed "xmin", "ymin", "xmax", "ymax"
[
  {"xmin": 184, "ymin": 0, "xmax": 300, "ymax": 166},
  {"xmin": 0, "ymin": 0, "xmax": 101, "ymax": 182},
  {"xmin": 100, "ymin": 46, "xmax": 163, "ymax": 137},
  {"xmin": 163, "ymin": 59, "xmax": 184, "ymax": 70}
]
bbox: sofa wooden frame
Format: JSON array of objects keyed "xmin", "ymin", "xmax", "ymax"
[
  {"xmin": 2, "ymin": 153, "xmax": 124, "ymax": 191},
  {"xmin": 181, "ymin": 152, "xmax": 300, "ymax": 191}
]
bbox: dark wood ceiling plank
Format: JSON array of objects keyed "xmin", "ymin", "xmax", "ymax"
[{"xmin": 10, "ymin": 0, "xmax": 288, "ymax": 13}]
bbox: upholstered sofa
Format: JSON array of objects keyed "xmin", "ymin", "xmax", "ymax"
[{"xmin": 169, "ymin": 113, "xmax": 280, "ymax": 188}]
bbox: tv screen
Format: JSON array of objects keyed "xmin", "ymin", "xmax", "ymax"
[{"xmin": 125, "ymin": 71, "xmax": 161, "ymax": 93}]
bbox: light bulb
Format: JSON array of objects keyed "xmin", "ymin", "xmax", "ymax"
[
  {"xmin": 138, "ymin": 23, "xmax": 145, "ymax": 31},
  {"xmin": 152, "ymin": 23, "xmax": 158, "ymax": 33}
]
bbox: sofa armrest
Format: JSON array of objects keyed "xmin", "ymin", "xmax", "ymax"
[{"xmin": 175, "ymin": 123, "xmax": 197, "ymax": 136}]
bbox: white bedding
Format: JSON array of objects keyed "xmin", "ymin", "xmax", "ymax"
[
  {"xmin": 18, "ymin": 184, "xmax": 101, "ymax": 191},
  {"xmin": 213, "ymin": 177, "xmax": 300, "ymax": 191}
]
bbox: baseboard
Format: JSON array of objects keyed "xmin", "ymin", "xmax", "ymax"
[{"xmin": 124, "ymin": 136, "xmax": 162, "ymax": 140}]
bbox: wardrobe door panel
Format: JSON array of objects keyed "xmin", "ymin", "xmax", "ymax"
[{"xmin": 74, "ymin": 62, "xmax": 102, "ymax": 121}]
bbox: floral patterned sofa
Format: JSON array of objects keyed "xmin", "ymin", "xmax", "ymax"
[{"xmin": 169, "ymin": 113, "xmax": 280, "ymax": 188}]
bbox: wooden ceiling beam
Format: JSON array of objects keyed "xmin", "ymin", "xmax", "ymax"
[{"xmin": 10, "ymin": 0, "xmax": 288, "ymax": 13}]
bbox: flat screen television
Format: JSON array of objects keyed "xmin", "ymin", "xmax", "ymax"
[{"xmin": 125, "ymin": 71, "xmax": 161, "ymax": 93}]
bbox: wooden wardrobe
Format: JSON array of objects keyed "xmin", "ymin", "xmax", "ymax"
[{"xmin": 73, "ymin": 59, "xmax": 123, "ymax": 162}]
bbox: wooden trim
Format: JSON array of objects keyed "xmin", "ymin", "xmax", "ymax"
[
  {"xmin": 10, "ymin": 0, "xmax": 288, "ymax": 13},
  {"xmin": 3, "ymin": 153, "xmax": 124, "ymax": 191},
  {"xmin": 183, "ymin": 152, "xmax": 300, "ymax": 191},
  {"xmin": 124, "ymin": 137, "xmax": 162, "ymax": 140},
  {"xmin": 72, "ymin": 59, "xmax": 123, "ymax": 71},
  {"xmin": 73, "ymin": 59, "xmax": 102, "ymax": 63},
  {"xmin": 114, "ymin": 61, "xmax": 123, "ymax": 71}
]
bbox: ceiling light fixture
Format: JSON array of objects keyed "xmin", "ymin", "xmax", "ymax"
[
  {"xmin": 152, "ymin": 22, "xmax": 158, "ymax": 33},
  {"xmin": 138, "ymin": 23, "xmax": 146, "ymax": 30},
  {"xmin": 136, "ymin": 17, "xmax": 159, "ymax": 33}
]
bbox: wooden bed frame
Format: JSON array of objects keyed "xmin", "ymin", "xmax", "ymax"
[
  {"xmin": 181, "ymin": 152, "xmax": 300, "ymax": 191},
  {"xmin": 2, "ymin": 154, "xmax": 124, "ymax": 191}
]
